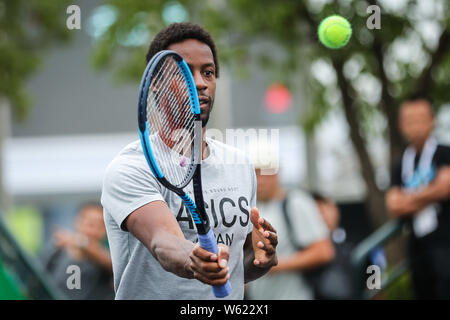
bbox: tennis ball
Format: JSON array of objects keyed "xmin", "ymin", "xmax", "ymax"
[{"xmin": 318, "ymin": 15, "xmax": 352, "ymax": 49}]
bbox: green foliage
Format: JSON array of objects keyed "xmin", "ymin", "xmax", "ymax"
[
  {"xmin": 204, "ymin": 0, "xmax": 449, "ymax": 134},
  {"xmin": 0, "ymin": 0, "xmax": 71, "ymax": 120},
  {"xmin": 90, "ymin": 0, "xmax": 196, "ymax": 82},
  {"xmin": 380, "ymin": 271, "xmax": 414, "ymax": 300},
  {"xmin": 89, "ymin": 0, "xmax": 450, "ymax": 141},
  {"xmin": 5, "ymin": 207, "xmax": 43, "ymax": 255}
]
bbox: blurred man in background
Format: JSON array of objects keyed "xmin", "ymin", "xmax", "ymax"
[
  {"xmin": 43, "ymin": 203, "xmax": 114, "ymax": 300},
  {"xmin": 386, "ymin": 98, "xmax": 450, "ymax": 299},
  {"xmin": 311, "ymin": 193, "xmax": 360, "ymax": 299},
  {"xmin": 245, "ymin": 142, "xmax": 334, "ymax": 300}
]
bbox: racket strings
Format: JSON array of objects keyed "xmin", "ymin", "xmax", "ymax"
[
  {"xmin": 149, "ymin": 63, "xmax": 189, "ymax": 184},
  {"xmin": 155, "ymin": 60, "xmax": 194, "ymax": 173},
  {"xmin": 146, "ymin": 56, "xmax": 198, "ymax": 188},
  {"xmin": 152, "ymin": 60, "xmax": 191, "ymax": 139}
]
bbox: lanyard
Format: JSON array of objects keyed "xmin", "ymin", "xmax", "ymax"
[{"xmin": 401, "ymin": 136, "xmax": 437, "ymax": 190}]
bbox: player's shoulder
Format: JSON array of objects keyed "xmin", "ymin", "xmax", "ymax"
[{"xmin": 104, "ymin": 140, "xmax": 145, "ymax": 175}]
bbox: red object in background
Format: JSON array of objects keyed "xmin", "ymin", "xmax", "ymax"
[{"xmin": 264, "ymin": 83, "xmax": 292, "ymax": 114}]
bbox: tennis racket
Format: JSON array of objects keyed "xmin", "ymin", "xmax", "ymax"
[{"xmin": 137, "ymin": 50, "xmax": 231, "ymax": 298}]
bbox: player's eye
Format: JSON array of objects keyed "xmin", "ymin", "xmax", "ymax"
[{"xmin": 203, "ymin": 69, "xmax": 215, "ymax": 78}]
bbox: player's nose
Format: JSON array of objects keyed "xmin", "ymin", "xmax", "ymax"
[{"xmin": 193, "ymin": 71, "xmax": 207, "ymax": 91}]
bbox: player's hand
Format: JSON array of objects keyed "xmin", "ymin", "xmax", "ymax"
[
  {"xmin": 189, "ymin": 243, "xmax": 230, "ymax": 286},
  {"xmin": 250, "ymin": 207, "xmax": 278, "ymax": 268}
]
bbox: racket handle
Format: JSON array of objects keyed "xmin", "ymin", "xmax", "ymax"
[{"xmin": 197, "ymin": 229, "xmax": 232, "ymax": 298}]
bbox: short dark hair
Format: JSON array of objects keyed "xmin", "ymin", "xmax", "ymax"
[
  {"xmin": 406, "ymin": 92, "xmax": 431, "ymax": 104},
  {"xmin": 146, "ymin": 22, "xmax": 220, "ymax": 77},
  {"xmin": 311, "ymin": 191, "xmax": 329, "ymax": 203},
  {"xmin": 401, "ymin": 96, "xmax": 435, "ymax": 116}
]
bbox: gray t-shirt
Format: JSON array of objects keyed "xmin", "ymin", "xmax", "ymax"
[
  {"xmin": 246, "ymin": 190, "xmax": 328, "ymax": 300},
  {"xmin": 101, "ymin": 138, "xmax": 256, "ymax": 300}
]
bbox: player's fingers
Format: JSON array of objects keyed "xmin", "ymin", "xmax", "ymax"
[
  {"xmin": 190, "ymin": 257, "xmax": 225, "ymax": 273},
  {"xmin": 260, "ymin": 217, "xmax": 276, "ymax": 233},
  {"xmin": 192, "ymin": 264, "xmax": 230, "ymax": 280},
  {"xmin": 256, "ymin": 238, "xmax": 276, "ymax": 255},
  {"xmin": 217, "ymin": 244, "xmax": 229, "ymax": 269},
  {"xmin": 263, "ymin": 230, "xmax": 278, "ymax": 246},
  {"xmin": 192, "ymin": 242, "xmax": 218, "ymax": 262},
  {"xmin": 250, "ymin": 207, "xmax": 263, "ymax": 231},
  {"xmin": 193, "ymin": 270, "xmax": 230, "ymax": 286}
]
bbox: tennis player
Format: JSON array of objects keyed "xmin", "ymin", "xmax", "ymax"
[{"xmin": 101, "ymin": 22, "xmax": 278, "ymax": 299}]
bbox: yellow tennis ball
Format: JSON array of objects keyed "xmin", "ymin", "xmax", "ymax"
[{"xmin": 318, "ymin": 15, "xmax": 352, "ymax": 49}]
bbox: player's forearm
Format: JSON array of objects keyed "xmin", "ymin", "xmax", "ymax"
[
  {"xmin": 125, "ymin": 202, "xmax": 196, "ymax": 279},
  {"xmin": 271, "ymin": 239, "xmax": 335, "ymax": 273},
  {"xmin": 150, "ymin": 232, "xmax": 195, "ymax": 279}
]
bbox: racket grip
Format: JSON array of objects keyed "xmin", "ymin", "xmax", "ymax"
[{"xmin": 197, "ymin": 229, "xmax": 232, "ymax": 298}]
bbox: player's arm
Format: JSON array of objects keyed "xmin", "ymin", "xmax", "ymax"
[
  {"xmin": 387, "ymin": 166, "xmax": 450, "ymax": 217},
  {"xmin": 243, "ymin": 208, "xmax": 278, "ymax": 283},
  {"xmin": 124, "ymin": 200, "xmax": 229, "ymax": 285},
  {"xmin": 269, "ymin": 238, "xmax": 335, "ymax": 274}
]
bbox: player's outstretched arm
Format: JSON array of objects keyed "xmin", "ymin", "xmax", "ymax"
[
  {"xmin": 124, "ymin": 200, "xmax": 194, "ymax": 278},
  {"xmin": 243, "ymin": 207, "xmax": 278, "ymax": 283},
  {"xmin": 124, "ymin": 200, "xmax": 229, "ymax": 285}
]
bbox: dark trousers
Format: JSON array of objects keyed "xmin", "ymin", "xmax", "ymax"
[{"xmin": 409, "ymin": 240, "xmax": 450, "ymax": 300}]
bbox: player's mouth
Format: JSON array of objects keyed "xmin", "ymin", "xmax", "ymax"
[{"xmin": 198, "ymin": 96, "xmax": 210, "ymax": 111}]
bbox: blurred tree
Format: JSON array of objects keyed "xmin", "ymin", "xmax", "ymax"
[
  {"xmin": 199, "ymin": 0, "xmax": 450, "ymax": 227},
  {"xmin": 90, "ymin": 0, "xmax": 450, "ymax": 227},
  {"xmin": 0, "ymin": 0, "xmax": 71, "ymax": 212},
  {"xmin": 88, "ymin": 0, "xmax": 197, "ymax": 81}
]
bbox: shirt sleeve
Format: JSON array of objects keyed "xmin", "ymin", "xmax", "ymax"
[
  {"xmin": 434, "ymin": 145, "xmax": 450, "ymax": 167},
  {"xmin": 287, "ymin": 190, "xmax": 329, "ymax": 247},
  {"xmin": 101, "ymin": 152, "xmax": 165, "ymax": 231}
]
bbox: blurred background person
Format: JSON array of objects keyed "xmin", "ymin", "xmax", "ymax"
[
  {"xmin": 310, "ymin": 192, "xmax": 360, "ymax": 299},
  {"xmin": 245, "ymin": 142, "xmax": 335, "ymax": 300},
  {"xmin": 313, "ymin": 193, "xmax": 342, "ymax": 242},
  {"xmin": 42, "ymin": 203, "xmax": 114, "ymax": 300},
  {"xmin": 386, "ymin": 98, "xmax": 450, "ymax": 299}
]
